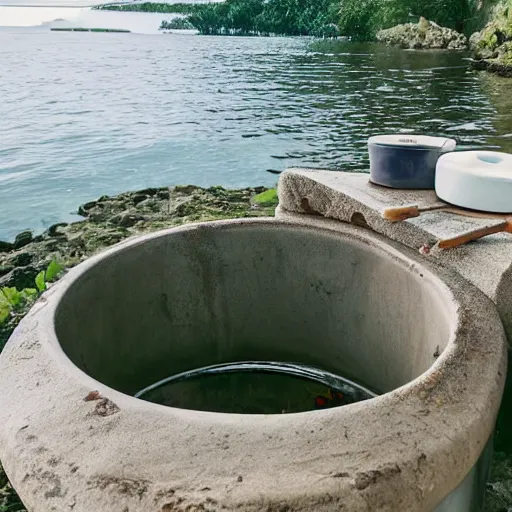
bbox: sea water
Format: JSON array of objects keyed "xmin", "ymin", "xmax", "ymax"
[{"xmin": 135, "ymin": 361, "xmax": 376, "ymax": 414}]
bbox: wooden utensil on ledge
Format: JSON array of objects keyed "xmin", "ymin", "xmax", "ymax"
[
  {"xmin": 382, "ymin": 204, "xmax": 446, "ymax": 222},
  {"xmin": 381, "ymin": 204, "xmax": 512, "ymax": 249},
  {"xmin": 437, "ymin": 218, "xmax": 512, "ymax": 249}
]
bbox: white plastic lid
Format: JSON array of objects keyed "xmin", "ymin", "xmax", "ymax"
[
  {"xmin": 437, "ymin": 151, "xmax": 512, "ymax": 180},
  {"xmin": 368, "ymin": 134, "xmax": 456, "ymax": 152},
  {"xmin": 435, "ymin": 150, "xmax": 512, "ymax": 213}
]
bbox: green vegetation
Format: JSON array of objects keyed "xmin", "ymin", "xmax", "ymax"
[
  {"xmin": 470, "ymin": 0, "xmax": 512, "ymax": 74},
  {"xmin": 99, "ymin": 0, "xmax": 505, "ymax": 40},
  {"xmin": 95, "ymin": 2, "xmax": 204, "ymax": 14},
  {"xmin": 51, "ymin": 28, "xmax": 131, "ymax": 32},
  {"xmin": 1, "ymin": 460, "xmax": 25, "ymax": 512},
  {"xmin": 98, "ymin": 0, "xmax": 340, "ymax": 36},
  {"xmin": 160, "ymin": 18, "xmax": 195, "ymax": 30},
  {"xmin": 0, "ymin": 260, "xmax": 63, "ymax": 340},
  {"xmin": 339, "ymin": 0, "xmax": 496, "ymax": 41},
  {"xmin": 97, "ymin": 0, "xmax": 502, "ymax": 39},
  {"xmin": 475, "ymin": 1, "xmax": 512, "ymax": 48},
  {"xmin": 186, "ymin": 0, "xmax": 340, "ymax": 36},
  {"xmin": 252, "ymin": 188, "xmax": 278, "ymax": 206}
]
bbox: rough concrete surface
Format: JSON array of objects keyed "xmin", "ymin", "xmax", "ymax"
[
  {"xmin": 0, "ymin": 219, "xmax": 506, "ymax": 512},
  {"xmin": 277, "ymin": 168, "xmax": 512, "ymax": 340}
]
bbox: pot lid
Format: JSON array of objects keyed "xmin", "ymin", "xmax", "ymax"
[{"xmin": 368, "ymin": 134, "xmax": 456, "ymax": 151}]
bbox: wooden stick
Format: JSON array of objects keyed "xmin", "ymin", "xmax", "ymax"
[
  {"xmin": 438, "ymin": 219, "xmax": 512, "ymax": 249},
  {"xmin": 382, "ymin": 204, "xmax": 446, "ymax": 222}
]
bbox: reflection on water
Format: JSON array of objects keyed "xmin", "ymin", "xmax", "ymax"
[
  {"xmin": 479, "ymin": 72, "xmax": 512, "ymax": 143},
  {"xmin": 135, "ymin": 361, "xmax": 376, "ymax": 414},
  {"xmin": 0, "ymin": 29, "xmax": 511, "ymax": 240}
]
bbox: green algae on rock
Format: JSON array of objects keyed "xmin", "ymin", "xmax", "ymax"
[
  {"xmin": 377, "ymin": 17, "xmax": 468, "ymax": 50},
  {"xmin": 251, "ymin": 188, "xmax": 278, "ymax": 207},
  {"xmin": 471, "ymin": 1, "xmax": 512, "ymax": 76},
  {"xmin": 0, "ymin": 184, "xmax": 275, "ymax": 349}
]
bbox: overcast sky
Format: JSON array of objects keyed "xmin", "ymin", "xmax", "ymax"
[
  {"xmin": 0, "ymin": 1, "xmax": 98, "ymax": 5},
  {"xmin": 5, "ymin": 2, "xmax": 100, "ymax": 4},
  {"xmin": 0, "ymin": 0, "xmax": 219, "ymax": 25},
  {"xmin": 0, "ymin": 0, "xmax": 214, "ymax": 4}
]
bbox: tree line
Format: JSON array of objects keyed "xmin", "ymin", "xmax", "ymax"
[
  {"xmin": 187, "ymin": 0, "xmax": 341, "ymax": 37},
  {"xmin": 98, "ymin": 0, "xmax": 502, "ymax": 39},
  {"xmin": 95, "ymin": 3, "xmax": 204, "ymax": 14}
]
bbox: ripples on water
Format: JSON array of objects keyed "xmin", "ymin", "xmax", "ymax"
[{"xmin": 1, "ymin": 27, "xmax": 512, "ymax": 240}]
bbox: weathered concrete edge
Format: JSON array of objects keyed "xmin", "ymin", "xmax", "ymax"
[
  {"xmin": 277, "ymin": 169, "xmax": 512, "ymax": 342},
  {"xmin": 0, "ymin": 218, "xmax": 507, "ymax": 512},
  {"xmin": 277, "ymin": 169, "xmax": 442, "ymax": 249}
]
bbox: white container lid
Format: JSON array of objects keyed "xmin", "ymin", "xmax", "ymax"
[
  {"xmin": 368, "ymin": 134, "xmax": 456, "ymax": 151},
  {"xmin": 435, "ymin": 151, "xmax": 512, "ymax": 213}
]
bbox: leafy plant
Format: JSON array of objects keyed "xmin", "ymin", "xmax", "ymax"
[
  {"xmin": 0, "ymin": 260, "xmax": 63, "ymax": 327},
  {"xmin": 35, "ymin": 272, "xmax": 46, "ymax": 293},
  {"xmin": 46, "ymin": 260, "xmax": 63, "ymax": 281},
  {"xmin": 0, "ymin": 294, "xmax": 9, "ymax": 325}
]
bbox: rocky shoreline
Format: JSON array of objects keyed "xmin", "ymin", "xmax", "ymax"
[
  {"xmin": 470, "ymin": 2, "xmax": 512, "ymax": 77},
  {"xmin": 374, "ymin": 8, "xmax": 512, "ymax": 78},
  {"xmin": 0, "ymin": 185, "xmax": 277, "ymax": 348},
  {"xmin": 376, "ymin": 17, "xmax": 468, "ymax": 50}
]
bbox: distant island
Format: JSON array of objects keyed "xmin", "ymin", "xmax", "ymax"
[
  {"xmin": 51, "ymin": 28, "xmax": 131, "ymax": 32},
  {"xmin": 95, "ymin": 3, "xmax": 203, "ymax": 15}
]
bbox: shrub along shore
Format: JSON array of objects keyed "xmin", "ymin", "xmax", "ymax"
[{"xmin": 97, "ymin": 0, "xmax": 512, "ymax": 75}]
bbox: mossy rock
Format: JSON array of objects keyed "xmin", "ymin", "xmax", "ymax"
[
  {"xmin": 471, "ymin": 0, "xmax": 512, "ymax": 72},
  {"xmin": 376, "ymin": 19, "xmax": 468, "ymax": 50},
  {"xmin": 251, "ymin": 188, "xmax": 278, "ymax": 207}
]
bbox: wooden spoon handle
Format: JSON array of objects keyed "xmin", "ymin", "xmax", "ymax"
[
  {"xmin": 382, "ymin": 204, "xmax": 446, "ymax": 222},
  {"xmin": 438, "ymin": 221, "xmax": 511, "ymax": 249},
  {"xmin": 382, "ymin": 205, "xmax": 420, "ymax": 222}
]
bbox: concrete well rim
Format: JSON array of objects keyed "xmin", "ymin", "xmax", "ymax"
[{"xmin": 0, "ymin": 218, "xmax": 507, "ymax": 512}]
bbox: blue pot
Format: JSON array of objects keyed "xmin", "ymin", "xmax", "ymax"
[{"xmin": 368, "ymin": 135, "xmax": 456, "ymax": 189}]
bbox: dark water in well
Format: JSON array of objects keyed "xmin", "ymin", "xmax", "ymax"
[
  {"xmin": 136, "ymin": 361, "xmax": 376, "ymax": 414},
  {"xmin": 1, "ymin": 25, "xmax": 512, "ymax": 241}
]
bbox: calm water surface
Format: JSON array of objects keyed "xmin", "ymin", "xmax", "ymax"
[{"xmin": 1, "ymin": 24, "xmax": 512, "ymax": 240}]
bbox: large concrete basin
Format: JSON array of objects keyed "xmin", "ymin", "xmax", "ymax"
[{"xmin": 0, "ymin": 219, "xmax": 506, "ymax": 511}]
